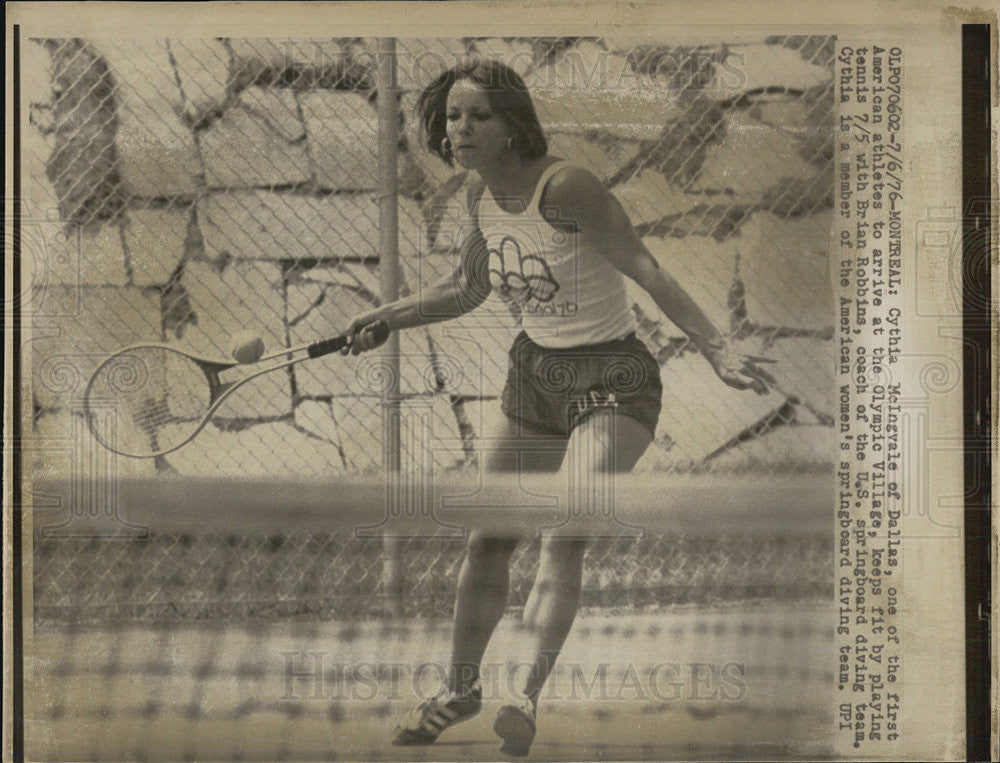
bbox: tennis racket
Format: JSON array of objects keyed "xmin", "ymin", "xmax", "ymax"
[{"xmin": 83, "ymin": 320, "xmax": 390, "ymax": 458}]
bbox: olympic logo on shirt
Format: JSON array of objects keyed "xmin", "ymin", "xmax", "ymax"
[{"xmin": 487, "ymin": 235, "xmax": 560, "ymax": 305}]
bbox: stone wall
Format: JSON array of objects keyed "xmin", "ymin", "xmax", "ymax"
[{"xmin": 24, "ymin": 36, "xmax": 836, "ymax": 478}]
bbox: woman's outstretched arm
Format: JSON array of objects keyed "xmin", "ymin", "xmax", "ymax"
[
  {"xmin": 544, "ymin": 166, "xmax": 774, "ymax": 393},
  {"xmin": 342, "ymin": 182, "xmax": 492, "ymax": 353}
]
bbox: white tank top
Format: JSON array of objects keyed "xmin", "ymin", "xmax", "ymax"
[{"xmin": 476, "ymin": 160, "xmax": 636, "ymax": 348}]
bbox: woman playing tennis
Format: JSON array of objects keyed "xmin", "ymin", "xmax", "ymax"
[{"xmin": 343, "ymin": 59, "xmax": 773, "ymax": 756}]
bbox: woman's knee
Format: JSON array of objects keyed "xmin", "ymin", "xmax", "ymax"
[
  {"xmin": 531, "ymin": 540, "xmax": 587, "ymax": 600},
  {"xmin": 540, "ymin": 537, "xmax": 587, "ymax": 559},
  {"xmin": 536, "ymin": 538, "xmax": 588, "ymax": 580},
  {"xmin": 467, "ymin": 533, "xmax": 519, "ymax": 562}
]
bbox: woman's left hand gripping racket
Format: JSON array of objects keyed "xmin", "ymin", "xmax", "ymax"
[{"xmin": 83, "ymin": 321, "xmax": 390, "ymax": 458}]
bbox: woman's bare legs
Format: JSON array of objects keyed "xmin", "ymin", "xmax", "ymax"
[
  {"xmin": 518, "ymin": 413, "xmax": 653, "ymax": 703},
  {"xmin": 448, "ymin": 417, "xmax": 567, "ymax": 694},
  {"xmin": 448, "ymin": 410, "xmax": 653, "ymax": 705}
]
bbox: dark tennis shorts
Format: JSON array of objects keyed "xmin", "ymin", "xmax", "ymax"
[{"xmin": 500, "ymin": 331, "xmax": 663, "ymax": 438}]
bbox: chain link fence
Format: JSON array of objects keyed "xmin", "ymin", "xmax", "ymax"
[
  {"xmin": 25, "ymin": 35, "xmax": 836, "ymax": 620},
  {"xmin": 34, "ymin": 529, "xmax": 832, "ymax": 624}
]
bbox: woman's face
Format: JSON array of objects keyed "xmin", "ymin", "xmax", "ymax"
[{"xmin": 445, "ymin": 79, "xmax": 510, "ymax": 169}]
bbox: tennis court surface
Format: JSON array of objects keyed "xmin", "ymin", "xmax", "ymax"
[{"xmin": 26, "ymin": 473, "xmax": 836, "ymax": 760}]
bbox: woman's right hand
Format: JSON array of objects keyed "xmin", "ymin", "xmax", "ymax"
[{"xmin": 341, "ymin": 311, "xmax": 392, "ymax": 356}]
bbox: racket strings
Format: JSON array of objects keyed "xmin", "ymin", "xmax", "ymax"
[{"xmin": 87, "ymin": 348, "xmax": 213, "ymax": 456}]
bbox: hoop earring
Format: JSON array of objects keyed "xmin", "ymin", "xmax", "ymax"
[
  {"xmin": 441, "ymin": 137, "xmax": 452, "ymax": 156},
  {"xmin": 506, "ymin": 136, "xmax": 516, "ymax": 151}
]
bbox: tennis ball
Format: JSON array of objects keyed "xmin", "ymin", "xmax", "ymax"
[{"xmin": 230, "ymin": 331, "xmax": 265, "ymax": 364}]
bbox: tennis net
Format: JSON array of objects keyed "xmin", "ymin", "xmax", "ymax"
[{"xmin": 27, "ymin": 472, "xmax": 835, "ymax": 760}]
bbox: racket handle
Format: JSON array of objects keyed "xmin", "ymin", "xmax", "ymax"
[{"xmin": 307, "ymin": 320, "xmax": 390, "ymax": 359}]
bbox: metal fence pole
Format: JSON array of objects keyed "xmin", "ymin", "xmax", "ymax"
[{"xmin": 377, "ymin": 37, "xmax": 404, "ymax": 617}]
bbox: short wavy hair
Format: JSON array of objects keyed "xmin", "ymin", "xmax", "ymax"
[{"xmin": 417, "ymin": 59, "xmax": 547, "ymax": 166}]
